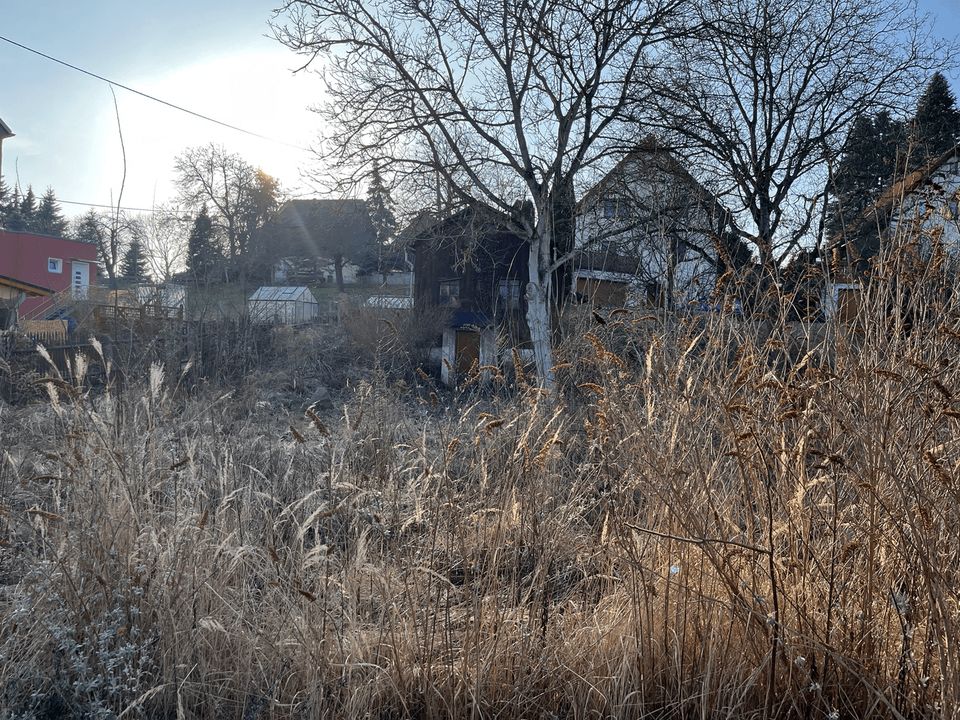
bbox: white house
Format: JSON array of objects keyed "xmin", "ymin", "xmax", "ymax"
[
  {"xmin": 823, "ymin": 143, "xmax": 960, "ymax": 320},
  {"xmin": 575, "ymin": 141, "xmax": 729, "ymax": 309},
  {"xmin": 318, "ymin": 259, "xmax": 361, "ymax": 285},
  {"xmin": 886, "ymin": 146, "xmax": 960, "ymax": 256}
]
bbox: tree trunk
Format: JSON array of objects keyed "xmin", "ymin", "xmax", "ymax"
[
  {"xmin": 526, "ymin": 229, "xmax": 555, "ymax": 391},
  {"xmin": 334, "ymin": 253, "xmax": 345, "ymax": 293},
  {"xmin": 666, "ymin": 235, "xmax": 677, "ymax": 311}
]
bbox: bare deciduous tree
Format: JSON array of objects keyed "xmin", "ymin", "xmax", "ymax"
[
  {"xmin": 275, "ymin": 0, "xmax": 687, "ymax": 389},
  {"xmin": 645, "ymin": 0, "xmax": 943, "ymax": 278},
  {"xmin": 73, "ymin": 208, "xmax": 144, "ymax": 285},
  {"xmin": 142, "ymin": 205, "xmax": 189, "ymax": 283},
  {"xmin": 174, "ymin": 145, "xmax": 281, "ymax": 279}
]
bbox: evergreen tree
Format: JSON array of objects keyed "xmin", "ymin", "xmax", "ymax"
[
  {"xmin": 873, "ymin": 110, "xmax": 907, "ymax": 179},
  {"xmin": 826, "ymin": 111, "xmax": 905, "ymax": 253},
  {"xmin": 121, "ymin": 240, "xmax": 150, "ymax": 283},
  {"xmin": 187, "ymin": 206, "xmax": 220, "ymax": 282},
  {"xmin": 18, "ymin": 186, "xmax": 38, "ymax": 231},
  {"xmin": 0, "ymin": 177, "xmax": 10, "ymax": 228},
  {"xmin": 4, "ymin": 187, "xmax": 26, "ymax": 231},
  {"xmin": 73, "ymin": 209, "xmax": 104, "ymax": 245},
  {"xmin": 910, "ymin": 72, "xmax": 960, "ymax": 168},
  {"xmin": 366, "ymin": 162, "xmax": 397, "ymax": 282},
  {"xmin": 827, "ymin": 116, "xmax": 879, "ymax": 241},
  {"xmin": 34, "ymin": 188, "xmax": 69, "ymax": 237}
]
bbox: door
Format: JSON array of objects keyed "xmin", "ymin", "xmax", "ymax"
[
  {"xmin": 72, "ymin": 262, "xmax": 90, "ymax": 299},
  {"xmin": 455, "ymin": 330, "xmax": 481, "ymax": 375},
  {"xmin": 837, "ymin": 288, "xmax": 860, "ymax": 322}
]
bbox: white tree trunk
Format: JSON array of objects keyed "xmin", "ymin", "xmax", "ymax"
[{"xmin": 526, "ymin": 236, "xmax": 555, "ymax": 391}]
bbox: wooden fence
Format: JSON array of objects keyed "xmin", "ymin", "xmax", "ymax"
[
  {"xmin": 1, "ymin": 306, "xmax": 319, "ymax": 404},
  {"xmin": 19, "ymin": 319, "xmax": 70, "ymax": 347}
]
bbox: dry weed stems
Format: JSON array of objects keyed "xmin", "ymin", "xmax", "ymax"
[{"xmin": 0, "ymin": 255, "xmax": 958, "ymax": 719}]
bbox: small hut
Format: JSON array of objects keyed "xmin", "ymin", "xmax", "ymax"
[
  {"xmin": 247, "ymin": 286, "xmax": 319, "ymax": 325},
  {"xmin": 0, "ymin": 274, "xmax": 52, "ymax": 330}
]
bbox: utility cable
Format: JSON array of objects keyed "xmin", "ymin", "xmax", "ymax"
[{"xmin": 0, "ymin": 33, "xmax": 311, "ymax": 152}]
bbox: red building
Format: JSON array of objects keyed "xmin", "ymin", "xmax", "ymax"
[{"xmin": 0, "ymin": 229, "xmax": 98, "ymax": 319}]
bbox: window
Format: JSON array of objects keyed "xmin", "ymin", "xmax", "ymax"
[
  {"xmin": 48, "ymin": 258, "xmax": 63, "ymax": 273},
  {"xmin": 601, "ymin": 196, "xmax": 632, "ymax": 219},
  {"xmin": 498, "ymin": 279, "xmax": 522, "ymax": 310},
  {"xmin": 439, "ymin": 279, "xmax": 460, "ymax": 306}
]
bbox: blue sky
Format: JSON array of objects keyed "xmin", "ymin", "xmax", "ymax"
[
  {"xmin": 1, "ymin": 1, "xmax": 324, "ymax": 216},
  {"xmin": 1, "ymin": 0, "xmax": 958, "ymax": 219}
]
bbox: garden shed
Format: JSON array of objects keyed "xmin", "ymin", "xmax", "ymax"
[{"xmin": 247, "ymin": 286, "xmax": 319, "ymax": 325}]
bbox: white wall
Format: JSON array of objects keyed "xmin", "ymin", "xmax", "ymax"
[
  {"xmin": 440, "ymin": 327, "xmax": 456, "ymax": 386},
  {"xmin": 888, "ymin": 154, "xmax": 960, "ymax": 257},
  {"xmin": 576, "ymin": 153, "xmax": 720, "ymax": 307},
  {"xmin": 317, "ymin": 261, "xmax": 361, "ymax": 285}
]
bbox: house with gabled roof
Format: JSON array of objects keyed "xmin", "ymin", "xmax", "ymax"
[
  {"xmin": 407, "ymin": 202, "xmax": 528, "ymax": 386},
  {"xmin": 574, "ymin": 139, "xmax": 736, "ymax": 310},
  {"xmin": 823, "ymin": 143, "xmax": 960, "ymax": 320}
]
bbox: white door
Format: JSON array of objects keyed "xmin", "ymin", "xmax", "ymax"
[{"xmin": 72, "ymin": 262, "xmax": 90, "ymax": 299}]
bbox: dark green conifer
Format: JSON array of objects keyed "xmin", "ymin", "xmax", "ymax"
[{"xmin": 910, "ymin": 72, "xmax": 960, "ymax": 167}]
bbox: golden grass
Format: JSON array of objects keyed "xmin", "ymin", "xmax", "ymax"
[{"xmin": 0, "ymin": 249, "xmax": 958, "ymax": 719}]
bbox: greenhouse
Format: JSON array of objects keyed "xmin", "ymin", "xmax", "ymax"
[{"xmin": 247, "ymin": 286, "xmax": 319, "ymax": 325}]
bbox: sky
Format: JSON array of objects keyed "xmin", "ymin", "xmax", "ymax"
[
  {"xmin": 0, "ymin": 1, "xmax": 326, "ymax": 219},
  {"xmin": 1, "ymin": 0, "xmax": 959, "ymax": 222}
]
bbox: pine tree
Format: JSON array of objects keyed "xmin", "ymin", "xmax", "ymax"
[
  {"xmin": 187, "ymin": 206, "xmax": 220, "ymax": 282},
  {"xmin": 910, "ymin": 72, "xmax": 960, "ymax": 168},
  {"xmin": 4, "ymin": 187, "xmax": 26, "ymax": 231},
  {"xmin": 121, "ymin": 241, "xmax": 150, "ymax": 283},
  {"xmin": 873, "ymin": 110, "xmax": 906, "ymax": 180},
  {"xmin": 827, "ymin": 111, "xmax": 905, "ymax": 249},
  {"xmin": 366, "ymin": 162, "xmax": 397, "ymax": 282},
  {"xmin": 0, "ymin": 177, "xmax": 10, "ymax": 228},
  {"xmin": 73, "ymin": 209, "xmax": 104, "ymax": 245},
  {"xmin": 34, "ymin": 188, "xmax": 69, "ymax": 237},
  {"xmin": 827, "ymin": 115, "xmax": 880, "ymax": 239},
  {"xmin": 18, "ymin": 186, "xmax": 38, "ymax": 231}
]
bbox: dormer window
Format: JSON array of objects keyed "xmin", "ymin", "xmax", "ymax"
[{"xmin": 48, "ymin": 258, "xmax": 63, "ymax": 273}]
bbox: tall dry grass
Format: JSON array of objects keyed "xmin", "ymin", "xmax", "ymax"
[{"xmin": 0, "ymin": 247, "xmax": 958, "ymax": 719}]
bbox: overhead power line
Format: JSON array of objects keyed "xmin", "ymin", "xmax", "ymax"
[
  {"xmin": 0, "ymin": 33, "xmax": 312, "ymax": 152},
  {"xmin": 57, "ymin": 198, "xmax": 162, "ymax": 213}
]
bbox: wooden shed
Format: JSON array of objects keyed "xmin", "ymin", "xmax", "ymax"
[{"xmin": 0, "ymin": 274, "xmax": 52, "ymax": 330}]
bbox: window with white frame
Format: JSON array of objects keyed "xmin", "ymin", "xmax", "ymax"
[
  {"xmin": 439, "ymin": 279, "xmax": 460, "ymax": 306},
  {"xmin": 48, "ymin": 258, "xmax": 63, "ymax": 273},
  {"xmin": 497, "ymin": 279, "xmax": 522, "ymax": 310}
]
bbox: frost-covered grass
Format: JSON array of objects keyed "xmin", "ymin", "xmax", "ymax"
[{"xmin": 1, "ymin": 256, "xmax": 959, "ymax": 719}]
